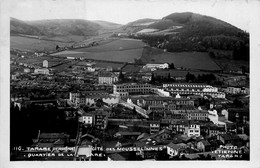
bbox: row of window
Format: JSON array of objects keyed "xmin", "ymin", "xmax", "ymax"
[{"xmin": 163, "ymin": 84, "xmax": 210, "ymax": 87}]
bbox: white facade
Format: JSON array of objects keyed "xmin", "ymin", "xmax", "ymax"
[
  {"xmin": 167, "ymin": 146, "xmax": 179, "ymax": 157},
  {"xmin": 86, "ymin": 67, "xmax": 95, "ymax": 72},
  {"xmin": 184, "ymin": 124, "xmax": 200, "ymax": 137},
  {"xmin": 43, "ymin": 60, "xmax": 48, "ymax": 68},
  {"xmin": 98, "ymin": 76, "xmax": 118, "ymax": 85},
  {"xmin": 24, "ymin": 68, "xmax": 30, "ymax": 73},
  {"xmin": 34, "ymin": 68, "xmax": 49, "ymax": 75},
  {"xmin": 152, "ymin": 88, "xmax": 170, "ymax": 97},
  {"xmin": 144, "ymin": 63, "xmax": 169, "ymax": 69},
  {"xmin": 82, "ymin": 115, "xmax": 93, "ymax": 125}
]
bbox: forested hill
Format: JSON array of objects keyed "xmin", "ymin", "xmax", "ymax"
[{"xmin": 127, "ymin": 12, "xmax": 249, "ymax": 61}]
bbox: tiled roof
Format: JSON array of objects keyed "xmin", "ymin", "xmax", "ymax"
[{"xmin": 199, "ymin": 140, "xmax": 211, "ymax": 146}]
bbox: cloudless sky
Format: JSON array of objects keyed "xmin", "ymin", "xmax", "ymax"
[{"xmin": 9, "ymin": 0, "xmax": 251, "ymax": 31}]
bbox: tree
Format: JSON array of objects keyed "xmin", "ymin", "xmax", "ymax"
[
  {"xmin": 167, "ymin": 73, "xmax": 171, "ymax": 82},
  {"xmin": 56, "ymin": 45, "xmax": 60, "ymax": 50},
  {"xmin": 186, "ymin": 72, "xmax": 196, "ymax": 82},
  {"xmin": 118, "ymin": 71, "xmax": 124, "ymax": 82},
  {"xmin": 233, "ymin": 99, "xmax": 244, "ymax": 108},
  {"xmin": 169, "ymin": 63, "xmax": 175, "ymax": 69}
]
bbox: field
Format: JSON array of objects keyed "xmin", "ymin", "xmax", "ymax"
[
  {"xmin": 213, "ymin": 58, "xmax": 249, "ymax": 72},
  {"xmin": 94, "ymin": 62, "xmax": 125, "ymax": 70},
  {"xmin": 51, "ymin": 38, "xmax": 146, "ymax": 63},
  {"xmin": 12, "ymin": 35, "xmax": 222, "ymax": 71},
  {"xmin": 72, "ymin": 38, "xmax": 146, "ymax": 52},
  {"xmin": 121, "ymin": 64, "xmax": 142, "ymax": 73},
  {"xmin": 11, "ymin": 36, "xmax": 74, "ymax": 52},
  {"xmin": 141, "ymin": 47, "xmax": 221, "ymax": 71}
]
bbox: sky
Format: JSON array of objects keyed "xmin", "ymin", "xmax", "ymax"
[{"xmin": 9, "ymin": 0, "xmax": 252, "ymax": 32}]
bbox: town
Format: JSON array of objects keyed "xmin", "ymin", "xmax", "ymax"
[{"xmin": 10, "ymin": 48, "xmax": 249, "ymax": 161}]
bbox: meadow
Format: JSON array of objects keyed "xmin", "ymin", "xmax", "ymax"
[
  {"xmin": 72, "ymin": 38, "xmax": 146, "ymax": 52},
  {"xmin": 51, "ymin": 38, "xmax": 146, "ymax": 63},
  {"xmin": 11, "ymin": 36, "xmax": 73, "ymax": 52},
  {"xmin": 141, "ymin": 47, "xmax": 221, "ymax": 71}
]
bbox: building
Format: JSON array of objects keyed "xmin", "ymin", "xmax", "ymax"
[
  {"xmin": 113, "ymin": 83, "xmax": 152, "ymax": 97},
  {"xmin": 208, "ymin": 126, "xmax": 226, "ymax": 137},
  {"xmin": 43, "ymin": 60, "xmax": 48, "ymax": 68},
  {"xmin": 170, "ymin": 120, "xmax": 189, "ymax": 134},
  {"xmin": 94, "ymin": 110, "xmax": 108, "ymax": 130},
  {"xmin": 184, "ymin": 124, "xmax": 200, "ymax": 137},
  {"xmin": 186, "ymin": 110, "xmax": 208, "ymax": 121},
  {"xmin": 98, "ymin": 72, "xmax": 118, "ymax": 85},
  {"xmin": 151, "ymin": 88, "xmax": 170, "ymax": 97},
  {"xmin": 141, "ymin": 73, "xmax": 152, "ymax": 82},
  {"xmin": 144, "ymin": 63, "xmax": 169, "ymax": 70},
  {"xmin": 136, "ymin": 96, "xmax": 195, "ymax": 110},
  {"xmin": 24, "ymin": 68, "xmax": 30, "ymax": 73},
  {"xmin": 149, "ymin": 121, "xmax": 160, "ymax": 134},
  {"xmin": 82, "ymin": 113, "xmax": 94, "ymax": 126},
  {"xmin": 166, "ymin": 142, "xmax": 183, "ymax": 157},
  {"xmin": 197, "ymin": 140, "xmax": 212, "ymax": 152},
  {"xmin": 86, "ymin": 95, "xmax": 119, "ymax": 106},
  {"xmin": 69, "ymin": 91, "xmax": 109, "ymax": 105},
  {"xmin": 163, "ymin": 83, "xmax": 225, "ymax": 98},
  {"xmin": 217, "ymin": 134, "xmax": 241, "ymax": 146},
  {"xmin": 34, "ymin": 68, "xmax": 49, "ymax": 75}
]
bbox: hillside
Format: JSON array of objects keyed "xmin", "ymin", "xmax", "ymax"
[
  {"xmin": 10, "ymin": 18, "xmax": 121, "ymax": 36},
  {"xmin": 125, "ymin": 12, "xmax": 249, "ymax": 61},
  {"xmin": 119, "ymin": 18, "xmax": 159, "ymax": 33},
  {"xmin": 10, "ymin": 18, "xmax": 45, "ymax": 35}
]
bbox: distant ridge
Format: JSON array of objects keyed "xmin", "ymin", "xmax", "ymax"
[{"xmin": 11, "ymin": 17, "xmax": 121, "ymax": 36}]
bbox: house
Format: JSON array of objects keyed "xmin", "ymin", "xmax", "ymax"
[
  {"xmin": 141, "ymin": 73, "xmax": 152, "ymax": 81},
  {"xmin": 93, "ymin": 110, "xmax": 108, "ymax": 130},
  {"xmin": 43, "ymin": 60, "xmax": 48, "ymax": 68},
  {"xmin": 166, "ymin": 142, "xmax": 183, "ymax": 157},
  {"xmin": 217, "ymin": 134, "xmax": 241, "ymax": 146},
  {"xmin": 144, "ymin": 63, "xmax": 169, "ymax": 70},
  {"xmin": 184, "ymin": 124, "xmax": 200, "ymax": 137},
  {"xmin": 226, "ymin": 87, "xmax": 242, "ymax": 94},
  {"xmin": 82, "ymin": 113, "xmax": 94, "ymax": 126},
  {"xmin": 149, "ymin": 121, "xmax": 160, "ymax": 134},
  {"xmin": 34, "ymin": 68, "xmax": 49, "ymax": 75},
  {"xmin": 170, "ymin": 120, "xmax": 189, "ymax": 134},
  {"xmin": 98, "ymin": 72, "xmax": 118, "ymax": 85},
  {"xmin": 197, "ymin": 140, "xmax": 211, "ymax": 152},
  {"xmin": 208, "ymin": 126, "xmax": 226, "ymax": 137},
  {"xmin": 24, "ymin": 68, "xmax": 30, "ymax": 73},
  {"xmin": 57, "ymin": 98, "xmax": 67, "ymax": 107}
]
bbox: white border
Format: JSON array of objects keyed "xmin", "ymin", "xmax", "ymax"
[{"xmin": 1, "ymin": 0, "xmax": 260, "ymax": 168}]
